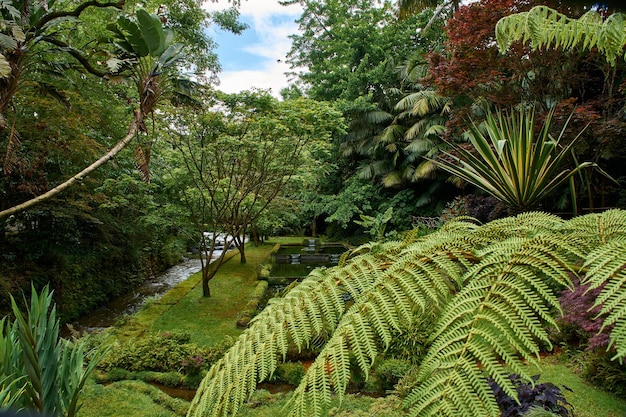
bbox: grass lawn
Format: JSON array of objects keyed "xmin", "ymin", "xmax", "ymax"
[
  {"xmin": 537, "ymin": 355, "xmax": 626, "ymax": 417},
  {"xmin": 114, "ymin": 237, "xmax": 303, "ymax": 347}
]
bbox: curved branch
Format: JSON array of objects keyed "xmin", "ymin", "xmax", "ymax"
[
  {"xmin": 34, "ymin": 0, "xmax": 125, "ymax": 33},
  {"xmin": 40, "ymin": 37, "xmax": 109, "ymax": 78},
  {"xmin": 0, "ymin": 111, "xmax": 142, "ymax": 221}
]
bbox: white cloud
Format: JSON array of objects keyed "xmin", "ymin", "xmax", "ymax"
[
  {"xmin": 203, "ymin": 0, "xmax": 302, "ymax": 97},
  {"xmin": 204, "ymin": 0, "xmax": 302, "ymax": 18},
  {"xmin": 216, "ymin": 60, "xmax": 294, "ymax": 95}
]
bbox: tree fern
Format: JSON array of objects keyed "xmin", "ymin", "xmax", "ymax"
[
  {"xmin": 407, "ymin": 234, "xmax": 574, "ymax": 416},
  {"xmin": 190, "ymin": 211, "xmax": 626, "ymax": 417},
  {"xmin": 496, "ymin": 6, "xmax": 626, "ymax": 66}
]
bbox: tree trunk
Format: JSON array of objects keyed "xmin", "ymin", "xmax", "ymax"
[
  {"xmin": 0, "ymin": 110, "xmax": 142, "ymax": 221},
  {"xmin": 238, "ymin": 240, "xmax": 246, "ymax": 264},
  {"xmin": 202, "ymin": 267, "xmax": 211, "ymax": 297},
  {"xmin": 252, "ymin": 227, "xmax": 259, "ymax": 247},
  {"xmin": 311, "ymin": 215, "xmax": 318, "ymax": 237},
  {"xmin": 201, "ymin": 249, "xmax": 230, "ymax": 297}
]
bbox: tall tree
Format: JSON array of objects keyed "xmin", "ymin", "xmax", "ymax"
[
  {"xmin": 166, "ymin": 91, "xmax": 343, "ymax": 297},
  {"xmin": 284, "ymin": 0, "xmax": 424, "ymax": 103}
]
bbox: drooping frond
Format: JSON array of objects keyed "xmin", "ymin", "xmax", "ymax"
[
  {"xmin": 284, "ymin": 220, "xmax": 485, "ymax": 417},
  {"xmin": 187, "ymin": 249, "xmax": 392, "ymax": 417},
  {"xmin": 579, "ymin": 210, "xmax": 626, "ymax": 361},
  {"xmin": 190, "ymin": 211, "xmax": 626, "ymax": 417},
  {"xmin": 583, "ymin": 238, "xmax": 626, "ymax": 361},
  {"xmin": 189, "ymin": 219, "xmax": 482, "ymax": 417},
  {"xmin": 496, "ymin": 6, "xmax": 626, "ymax": 66},
  {"xmin": 407, "ymin": 233, "xmax": 575, "ymax": 417}
]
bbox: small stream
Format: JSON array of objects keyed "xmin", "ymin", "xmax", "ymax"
[{"xmin": 64, "ymin": 252, "xmax": 225, "ymax": 335}]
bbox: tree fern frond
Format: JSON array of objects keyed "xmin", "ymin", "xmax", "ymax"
[
  {"xmin": 407, "ymin": 233, "xmax": 574, "ymax": 416},
  {"xmin": 496, "ymin": 6, "xmax": 626, "ymax": 66},
  {"xmin": 285, "ymin": 232, "xmax": 479, "ymax": 417},
  {"xmin": 187, "ymin": 248, "xmax": 393, "ymax": 417},
  {"xmin": 191, "ymin": 211, "xmax": 626, "ymax": 417},
  {"xmin": 582, "ymin": 237, "xmax": 626, "ymax": 360}
]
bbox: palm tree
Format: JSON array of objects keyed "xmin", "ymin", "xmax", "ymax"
[{"xmin": 356, "ymin": 54, "xmax": 452, "ymax": 188}]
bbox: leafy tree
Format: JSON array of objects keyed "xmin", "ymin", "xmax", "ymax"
[
  {"xmin": 0, "ymin": 8, "xmax": 188, "ymax": 219},
  {"xmin": 284, "ymin": 0, "xmax": 424, "ymax": 103},
  {"xmin": 189, "ymin": 209, "xmax": 626, "ymax": 417},
  {"xmin": 166, "ymin": 91, "xmax": 343, "ymax": 296}
]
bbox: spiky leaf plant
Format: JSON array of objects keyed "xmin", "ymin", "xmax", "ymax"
[
  {"xmin": 432, "ymin": 106, "xmax": 596, "ymax": 213},
  {"xmin": 189, "ymin": 210, "xmax": 626, "ymax": 417},
  {"xmin": 0, "ymin": 285, "xmax": 107, "ymax": 417}
]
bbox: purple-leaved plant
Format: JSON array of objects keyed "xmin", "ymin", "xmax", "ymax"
[{"xmin": 558, "ymin": 276, "xmax": 611, "ymax": 350}]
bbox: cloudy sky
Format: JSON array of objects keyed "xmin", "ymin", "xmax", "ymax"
[{"xmin": 203, "ymin": 1, "xmax": 303, "ymax": 96}]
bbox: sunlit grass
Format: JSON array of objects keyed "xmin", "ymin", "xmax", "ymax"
[
  {"xmin": 146, "ymin": 237, "xmax": 302, "ymax": 347},
  {"xmin": 535, "ymin": 355, "xmax": 626, "ymax": 417}
]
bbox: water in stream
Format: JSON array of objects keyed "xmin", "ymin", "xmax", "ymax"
[{"xmin": 64, "ymin": 252, "xmax": 223, "ymax": 335}]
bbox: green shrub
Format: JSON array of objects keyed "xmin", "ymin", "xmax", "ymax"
[
  {"xmin": 246, "ymin": 389, "xmax": 283, "ymax": 408},
  {"xmin": 104, "ymin": 368, "xmax": 135, "ymax": 382},
  {"xmin": 373, "ymin": 358, "xmax": 413, "ymax": 391},
  {"xmin": 259, "ymin": 264, "xmax": 272, "ymax": 279},
  {"xmin": 183, "ymin": 371, "xmax": 206, "ymax": 389},
  {"xmin": 384, "ymin": 312, "xmax": 435, "ymax": 364},
  {"xmin": 581, "ymin": 351, "xmax": 626, "ymax": 396},
  {"xmin": 142, "ymin": 371, "xmax": 183, "ymax": 387},
  {"xmin": 159, "ymin": 330, "xmax": 192, "ymax": 344},
  {"xmin": 100, "ymin": 331, "xmax": 206, "ymax": 373},
  {"xmin": 328, "ymin": 395, "xmax": 406, "ymax": 417},
  {"xmin": 270, "ymin": 362, "xmax": 306, "ymax": 386},
  {"xmin": 394, "ymin": 366, "xmax": 420, "ymax": 398}
]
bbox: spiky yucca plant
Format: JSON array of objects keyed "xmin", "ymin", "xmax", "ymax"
[
  {"xmin": 433, "ymin": 106, "xmax": 595, "ymax": 213},
  {"xmin": 188, "ymin": 210, "xmax": 626, "ymax": 417}
]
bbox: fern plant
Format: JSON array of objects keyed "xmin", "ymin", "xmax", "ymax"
[
  {"xmin": 189, "ymin": 210, "xmax": 626, "ymax": 417},
  {"xmin": 495, "ymin": 6, "xmax": 626, "ymax": 66}
]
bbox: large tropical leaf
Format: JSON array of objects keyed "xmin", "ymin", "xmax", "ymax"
[
  {"xmin": 137, "ymin": 9, "xmax": 166, "ymax": 56},
  {"xmin": 116, "ymin": 15, "xmax": 149, "ymax": 57},
  {"xmin": 0, "ymin": 53, "xmax": 10, "ymax": 78}
]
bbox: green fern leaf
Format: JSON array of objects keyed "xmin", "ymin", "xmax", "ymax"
[{"xmin": 582, "ymin": 237, "xmax": 626, "ymax": 360}]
